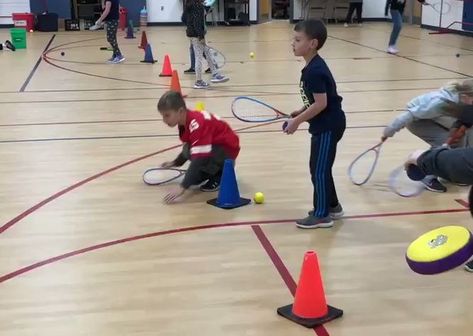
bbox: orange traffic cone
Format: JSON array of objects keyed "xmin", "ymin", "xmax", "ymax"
[
  {"xmin": 159, "ymin": 54, "xmax": 173, "ymax": 77},
  {"xmin": 170, "ymin": 70, "xmax": 186, "ymax": 97},
  {"xmin": 277, "ymin": 251, "xmax": 343, "ymax": 328},
  {"xmin": 139, "ymin": 31, "xmax": 148, "ymax": 49}
]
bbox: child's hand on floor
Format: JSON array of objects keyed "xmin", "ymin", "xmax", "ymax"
[{"xmin": 163, "ymin": 187, "xmax": 185, "ymax": 204}]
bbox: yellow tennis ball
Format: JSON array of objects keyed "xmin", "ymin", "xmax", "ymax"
[
  {"xmin": 249, "ymin": 52, "xmax": 255, "ymax": 58},
  {"xmin": 254, "ymin": 192, "xmax": 264, "ymax": 204}
]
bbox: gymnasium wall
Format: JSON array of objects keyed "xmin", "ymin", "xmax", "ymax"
[
  {"xmin": 0, "ymin": 0, "xmax": 30, "ymax": 25},
  {"xmin": 421, "ymin": 0, "xmax": 471, "ymax": 32},
  {"xmin": 291, "ymin": 0, "xmax": 386, "ymax": 21},
  {"xmin": 146, "ymin": 0, "xmax": 257, "ymax": 23},
  {"xmin": 30, "ymin": 0, "xmax": 71, "ymax": 19}
]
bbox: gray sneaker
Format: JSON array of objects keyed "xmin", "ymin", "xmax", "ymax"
[
  {"xmin": 296, "ymin": 215, "xmax": 333, "ymax": 229},
  {"xmin": 194, "ymin": 80, "xmax": 210, "ymax": 89},
  {"xmin": 308, "ymin": 204, "xmax": 344, "ymax": 219},
  {"xmin": 111, "ymin": 55, "xmax": 125, "ymax": 64},
  {"xmin": 465, "ymin": 260, "xmax": 473, "ymax": 272},
  {"xmin": 210, "ymin": 74, "xmax": 229, "ymax": 83}
]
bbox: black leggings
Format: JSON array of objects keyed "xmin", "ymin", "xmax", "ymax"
[
  {"xmin": 346, "ymin": 2, "xmax": 363, "ymax": 24},
  {"xmin": 106, "ymin": 20, "xmax": 121, "ymax": 57}
]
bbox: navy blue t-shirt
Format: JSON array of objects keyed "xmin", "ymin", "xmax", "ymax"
[
  {"xmin": 104, "ymin": 0, "xmax": 119, "ymax": 21},
  {"xmin": 299, "ymin": 54, "xmax": 345, "ymax": 135}
]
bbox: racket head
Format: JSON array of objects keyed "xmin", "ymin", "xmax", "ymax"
[
  {"xmin": 406, "ymin": 164, "xmax": 425, "ymax": 181},
  {"xmin": 388, "ymin": 165, "xmax": 425, "ymax": 197},
  {"xmin": 143, "ymin": 168, "xmax": 185, "ymax": 185},
  {"xmin": 208, "ymin": 47, "xmax": 225, "ymax": 69},
  {"xmin": 231, "ymin": 96, "xmax": 288, "ymax": 123},
  {"xmin": 88, "ymin": 23, "xmax": 103, "ymax": 31},
  {"xmin": 348, "ymin": 142, "xmax": 383, "ymax": 185}
]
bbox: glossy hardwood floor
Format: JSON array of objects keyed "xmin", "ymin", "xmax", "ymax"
[{"xmin": 0, "ymin": 20, "xmax": 472, "ymax": 336}]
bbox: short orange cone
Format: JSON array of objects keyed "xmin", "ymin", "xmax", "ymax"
[
  {"xmin": 277, "ymin": 251, "xmax": 343, "ymax": 328},
  {"xmin": 159, "ymin": 54, "xmax": 173, "ymax": 77},
  {"xmin": 139, "ymin": 31, "xmax": 148, "ymax": 49},
  {"xmin": 170, "ymin": 70, "xmax": 186, "ymax": 97}
]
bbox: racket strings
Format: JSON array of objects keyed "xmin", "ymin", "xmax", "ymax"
[
  {"xmin": 389, "ymin": 166, "xmax": 425, "ymax": 197},
  {"xmin": 143, "ymin": 168, "xmax": 184, "ymax": 185},
  {"xmin": 349, "ymin": 148, "xmax": 380, "ymax": 185},
  {"xmin": 232, "ymin": 98, "xmax": 280, "ymax": 122}
]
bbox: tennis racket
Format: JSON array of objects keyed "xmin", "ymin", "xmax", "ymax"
[
  {"xmin": 143, "ymin": 168, "xmax": 186, "ymax": 185},
  {"xmin": 231, "ymin": 96, "xmax": 289, "ymax": 123},
  {"xmin": 348, "ymin": 141, "xmax": 384, "ymax": 186},
  {"xmin": 208, "ymin": 46, "xmax": 225, "ymax": 69},
  {"xmin": 388, "ymin": 165, "xmax": 426, "ymax": 197},
  {"xmin": 88, "ymin": 21, "xmax": 104, "ymax": 31}
]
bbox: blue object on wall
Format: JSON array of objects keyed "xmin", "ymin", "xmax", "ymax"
[
  {"xmin": 120, "ymin": 0, "xmax": 146, "ymax": 26},
  {"xmin": 30, "ymin": 0, "xmax": 73, "ymax": 19},
  {"xmin": 463, "ymin": 0, "xmax": 473, "ymax": 32}
]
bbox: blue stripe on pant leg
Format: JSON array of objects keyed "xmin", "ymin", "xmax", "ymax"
[
  {"xmin": 316, "ymin": 132, "xmax": 332, "ymax": 217},
  {"xmin": 314, "ymin": 133, "xmax": 327, "ymax": 217}
]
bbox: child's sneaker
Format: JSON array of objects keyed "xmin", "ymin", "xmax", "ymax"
[
  {"xmin": 210, "ymin": 74, "xmax": 229, "ymax": 83},
  {"xmin": 296, "ymin": 215, "xmax": 333, "ymax": 229},
  {"xmin": 387, "ymin": 46, "xmax": 399, "ymax": 54},
  {"xmin": 200, "ymin": 179, "xmax": 220, "ymax": 192},
  {"xmin": 308, "ymin": 204, "xmax": 344, "ymax": 219},
  {"xmin": 5, "ymin": 40, "xmax": 15, "ymax": 51},
  {"xmin": 184, "ymin": 68, "xmax": 195, "ymax": 74},
  {"xmin": 422, "ymin": 178, "xmax": 447, "ymax": 193},
  {"xmin": 111, "ymin": 55, "xmax": 125, "ymax": 64},
  {"xmin": 464, "ymin": 259, "xmax": 473, "ymax": 272},
  {"xmin": 194, "ymin": 80, "xmax": 210, "ymax": 89}
]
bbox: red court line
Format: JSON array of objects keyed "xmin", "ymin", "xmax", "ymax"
[
  {"xmin": 0, "ymin": 121, "xmax": 280, "ymax": 235},
  {"xmin": 455, "ymin": 199, "xmax": 470, "ymax": 208},
  {"xmin": 0, "ymin": 144, "xmax": 181, "ymax": 235},
  {"xmin": 252, "ymin": 225, "xmax": 329, "ymax": 336},
  {"xmin": 0, "ymin": 206, "xmax": 468, "ymax": 284}
]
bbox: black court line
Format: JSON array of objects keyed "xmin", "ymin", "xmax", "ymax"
[
  {"xmin": 0, "ymin": 86, "xmax": 450, "ymax": 105},
  {"xmin": 361, "ymin": 25, "xmax": 473, "ymax": 53},
  {"xmin": 19, "ymin": 35, "xmax": 56, "ymax": 92},
  {"xmin": 0, "ymin": 125, "xmax": 384, "ymax": 144},
  {"xmin": 0, "ymin": 76, "xmax": 463, "ymax": 94},
  {"xmin": 0, "ymin": 109, "xmax": 399, "ymax": 128},
  {"xmin": 328, "ymin": 34, "xmax": 472, "ymax": 78}
]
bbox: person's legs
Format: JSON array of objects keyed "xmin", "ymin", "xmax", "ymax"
[
  {"xmin": 406, "ymin": 119, "xmax": 449, "ymax": 192},
  {"xmin": 355, "ymin": 2, "xmax": 363, "ymax": 24},
  {"xmin": 191, "ymin": 37, "xmax": 209, "ymax": 88},
  {"xmin": 388, "ymin": 9, "xmax": 402, "ymax": 53},
  {"xmin": 199, "ymin": 145, "xmax": 229, "ymax": 191},
  {"xmin": 345, "ymin": 3, "xmax": 356, "ymax": 25},
  {"xmin": 106, "ymin": 20, "xmax": 124, "ymax": 63}
]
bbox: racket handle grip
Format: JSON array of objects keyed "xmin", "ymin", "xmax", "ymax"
[{"xmin": 282, "ymin": 121, "xmax": 288, "ymax": 131}]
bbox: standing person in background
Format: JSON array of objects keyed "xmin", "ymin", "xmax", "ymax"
[
  {"xmin": 95, "ymin": 0, "xmax": 125, "ymax": 63},
  {"xmin": 385, "ymin": 0, "xmax": 426, "ymax": 54},
  {"xmin": 344, "ymin": 0, "xmax": 363, "ymax": 27}
]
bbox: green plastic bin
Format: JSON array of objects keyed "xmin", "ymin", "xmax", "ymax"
[{"xmin": 10, "ymin": 28, "xmax": 27, "ymax": 49}]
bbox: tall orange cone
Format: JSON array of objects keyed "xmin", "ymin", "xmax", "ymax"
[
  {"xmin": 139, "ymin": 31, "xmax": 148, "ymax": 49},
  {"xmin": 159, "ymin": 54, "xmax": 173, "ymax": 77},
  {"xmin": 170, "ymin": 70, "xmax": 186, "ymax": 97},
  {"xmin": 277, "ymin": 251, "xmax": 343, "ymax": 328}
]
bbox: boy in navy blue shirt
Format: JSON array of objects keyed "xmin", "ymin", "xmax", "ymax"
[{"xmin": 284, "ymin": 19, "xmax": 346, "ymax": 229}]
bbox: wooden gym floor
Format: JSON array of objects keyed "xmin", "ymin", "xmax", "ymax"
[{"xmin": 0, "ymin": 21, "xmax": 472, "ymax": 335}]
